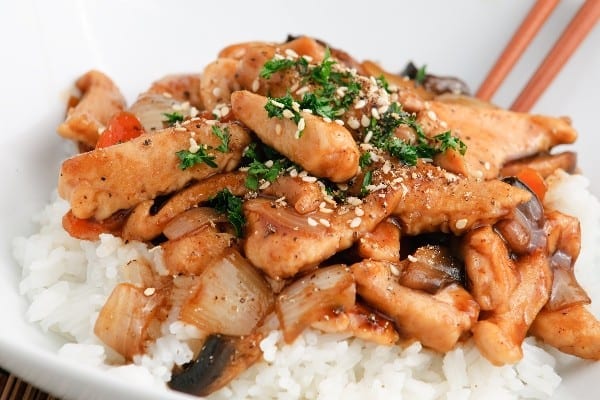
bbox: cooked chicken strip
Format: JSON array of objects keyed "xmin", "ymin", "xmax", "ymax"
[
  {"xmin": 244, "ymin": 180, "xmax": 403, "ymax": 279},
  {"xmin": 500, "ymin": 151, "xmax": 577, "ymax": 179},
  {"xmin": 122, "ymin": 172, "xmax": 247, "ymax": 241},
  {"xmin": 59, "ymin": 120, "xmax": 251, "ymax": 220},
  {"xmin": 231, "ymin": 90, "xmax": 360, "ymax": 182},
  {"xmin": 200, "ymin": 58, "xmax": 239, "ymax": 111},
  {"xmin": 57, "ymin": 70, "xmax": 126, "ymax": 147},
  {"xmin": 392, "ymin": 163, "xmax": 531, "ymax": 235},
  {"xmin": 461, "ymin": 226, "xmax": 519, "ymax": 310},
  {"xmin": 356, "ymin": 219, "xmax": 401, "ymax": 262},
  {"xmin": 530, "ymin": 305, "xmax": 600, "ymax": 360},
  {"xmin": 352, "ymin": 260, "xmax": 479, "ymax": 353},
  {"xmin": 472, "ymin": 250, "xmax": 552, "ymax": 366},
  {"xmin": 261, "ymin": 175, "xmax": 325, "ymax": 214},
  {"xmin": 419, "ymin": 101, "xmax": 577, "ymax": 179},
  {"xmin": 147, "ymin": 73, "xmax": 203, "ymax": 109}
]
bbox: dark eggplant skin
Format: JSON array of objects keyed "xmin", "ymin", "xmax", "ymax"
[{"xmin": 400, "ymin": 61, "xmax": 471, "ymax": 95}]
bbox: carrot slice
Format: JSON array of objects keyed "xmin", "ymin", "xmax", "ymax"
[
  {"xmin": 62, "ymin": 210, "xmax": 128, "ymax": 240},
  {"xmin": 517, "ymin": 167, "xmax": 547, "ymax": 201},
  {"xmin": 96, "ymin": 111, "xmax": 144, "ymax": 148}
]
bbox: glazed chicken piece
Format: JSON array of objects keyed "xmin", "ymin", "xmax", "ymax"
[
  {"xmin": 146, "ymin": 73, "xmax": 203, "ymax": 109},
  {"xmin": 392, "ymin": 163, "xmax": 531, "ymax": 235},
  {"xmin": 231, "ymin": 90, "xmax": 360, "ymax": 182},
  {"xmin": 59, "ymin": 120, "xmax": 251, "ymax": 220},
  {"xmin": 499, "ymin": 151, "xmax": 577, "ymax": 178},
  {"xmin": 356, "ymin": 219, "xmax": 401, "ymax": 262},
  {"xmin": 351, "ymin": 260, "xmax": 479, "ymax": 353},
  {"xmin": 418, "ymin": 101, "xmax": 577, "ymax": 179},
  {"xmin": 243, "ymin": 180, "xmax": 404, "ymax": 279},
  {"xmin": 472, "ymin": 250, "xmax": 552, "ymax": 366},
  {"xmin": 57, "ymin": 70, "xmax": 126, "ymax": 148}
]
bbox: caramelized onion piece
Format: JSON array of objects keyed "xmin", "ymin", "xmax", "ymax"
[
  {"xmin": 398, "ymin": 245, "xmax": 463, "ymax": 294},
  {"xmin": 94, "ymin": 283, "xmax": 170, "ymax": 360},
  {"xmin": 163, "ymin": 207, "xmax": 227, "ymax": 240},
  {"xmin": 180, "ymin": 250, "xmax": 274, "ymax": 336},
  {"xmin": 276, "ymin": 265, "xmax": 356, "ymax": 343}
]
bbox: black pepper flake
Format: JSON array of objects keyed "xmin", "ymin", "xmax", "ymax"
[
  {"xmin": 143, "ymin": 138, "xmax": 152, "ymax": 146},
  {"xmin": 100, "ymin": 176, "xmax": 106, "ymax": 181}
]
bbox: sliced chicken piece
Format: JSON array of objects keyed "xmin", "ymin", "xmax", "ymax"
[
  {"xmin": 351, "ymin": 260, "xmax": 479, "ymax": 353},
  {"xmin": 57, "ymin": 70, "xmax": 126, "ymax": 147},
  {"xmin": 146, "ymin": 73, "xmax": 203, "ymax": 109},
  {"xmin": 392, "ymin": 162, "xmax": 531, "ymax": 235},
  {"xmin": 122, "ymin": 172, "xmax": 247, "ymax": 241},
  {"xmin": 530, "ymin": 305, "xmax": 600, "ymax": 360},
  {"xmin": 472, "ymin": 250, "xmax": 552, "ymax": 366},
  {"xmin": 243, "ymin": 179, "xmax": 404, "ymax": 279},
  {"xmin": 311, "ymin": 303, "xmax": 399, "ymax": 346},
  {"xmin": 59, "ymin": 120, "xmax": 251, "ymax": 220},
  {"xmin": 500, "ymin": 151, "xmax": 577, "ymax": 178},
  {"xmin": 356, "ymin": 219, "xmax": 401, "ymax": 262},
  {"xmin": 200, "ymin": 58, "xmax": 239, "ymax": 111},
  {"xmin": 261, "ymin": 175, "xmax": 325, "ymax": 214},
  {"xmin": 162, "ymin": 224, "xmax": 237, "ymax": 275},
  {"xmin": 461, "ymin": 226, "xmax": 519, "ymax": 310},
  {"xmin": 232, "ymin": 90, "xmax": 360, "ymax": 182},
  {"xmin": 129, "ymin": 92, "xmax": 182, "ymax": 133},
  {"xmin": 417, "ymin": 101, "xmax": 577, "ymax": 179}
]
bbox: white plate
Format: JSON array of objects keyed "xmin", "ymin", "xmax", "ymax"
[{"xmin": 0, "ymin": 0, "xmax": 598, "ymax": 399}]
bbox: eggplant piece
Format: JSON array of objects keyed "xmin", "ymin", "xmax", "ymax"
[
  {"xmin": 495, "ymin": 177, "xmax": 546, "ymax": 254},
  {"xmin": 400, "ymin": 61, "xmax": 470, "ymax": 95},
  {"xmin": 169, "ymin": 333, "xmax": 263, "ymax": 396}
]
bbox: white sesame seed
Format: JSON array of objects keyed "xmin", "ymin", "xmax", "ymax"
[
  {"xmin": 283, "ymin": 109, "xmax": 294, "ymax": 119},
  {"xmin": 220, "ymin": 106, "xmax": 230, "ymax": 116},
  {"xmin": 455, "ymin": 218, "xmax": 468, "ymax": 230},
  {"xmin": 484, "ymin": 161, "xmax": 491, "ymax": 170},
  {"xmin": 382, "ymin": 160, "xmax": 392, "ymax": 174},
  {"xmin": 307, "ymin": 217, "xmax": 318, "ymax": 227},
  {"xmin": 270, "ymin": 100, "xmax": 285, "ymax": 108},
  {"xmin": 297, "ymin": 118, "xmax": 306, "ymax": 131},
  {"xmin": 296, "ymin": 86, "xmax": 310, "ymax": 95},
  {"xmin": 354, "ymin": 207, "xmax": 364, "ymax": 217},
  {"xmin": 174, "ymin": 126, "xmax": 187, "ymax": 132},
  {"xmin": 347, "ymin": 117, "xmax": 360, "ymax": 130},
  {"xmin": 275, "ymin": 124, "xmax": 282, "ymax": 135},
  {"xmin": 212, "ymin": 87, "xmax": 222, "ymax": 97},
  {"xmin": 289, "ymin": 168, "xmax": 298, "ymax": 177},
  {"xmin": 349, "ymin": 217, "xmax": 362, "ymax": 228},
  {"xmin": 319, "ymin": 218, "xmax": 331, "ymax": 227},
  {"xmin": 337, "ymin": 183, "xmax": 349, "ymax": 191},
  {"xmin": 474, "ymin": 170, "xmax": 484, "ymax": 179},
  {"xmin": 363, "ymin": 131, "xmax": 373, "ymax": 144},
  {"xmin": 162, "ymin": 92, "xmax": 173, "ymax": 98},
  {"xmin": 251, "ymin": 78, "xmax": 260, "ymax": 92},
  {"xmin": 361, "ymin": 114, "xmax": 371, "ymax": 127},
  {"xmin": 346, "ymin": 196, "xmax": 362, "ymax": 206},
  {"xmin": 334, "ymin": 119, "xmax": 344, "ymax": 126},
  {"xmin": 285, "ymin": 48, "xmax": 299, "ymax": 58},
  {"xmin": 322, "ymin": 117, "xmax": 332, "ymax": 123},
  {"xmin": 354, "ymin": 99, "xmax": 367, "ymax": 109},
  {"xmin": 427, "ymin": 110, "xmax": 438, "ymax": 121},
  {"xmin": 407, "ymin": 255, "xmax": 418, "ymax": 262},
  {"xmin": 172, "ymin": 103, "xmax": 183, "ymax": 111},
  {"xmin": 302, "ymin": 55, "xmax": 313, "ymax": 63},
  {"xmin": 320, "ymin": 207, "xmax": 334, "ymax": 214},
  {"xmin": 205, "ymin": 119, "xmax": 217, "ymax": 126},
  {"xmin": 439, "ymin": 120, "xmax": 448, "ymax": 129},
  {"xmin": 371, "ymin": 108, "xmax": 380, "ymax": 120},
  {"xmin": 378, "ymin": 105, "xmax": 389, "ymax": 114},
  {"xmin": 190, "ymin": 107, "xmax": 199, "ymax": 118},
  {"xmin": 302, "ymin": 108, "xmax": 313, "ymax": 114},
  {"xmin": 294, "ymin": 130, "xmax": 301, "ymax": 139},
  {"xmin": 144, "ymin": 287, "xmax": 156, "ymax": 296},
  {"xmin": 259, "ymin": 180, "xmax": 271, "ymax": 190},
  {"xmin": 298, "ymin": 170, "xmax": 308, "ymax": 178},
  {"xmin": 273, "ymin": 53, "xmax": 285, "ymax": 60},
  {"xmin": 292, "ymin": 102, "xmax": 301, "ymax": 113},
  {"xmin": 336, "ymin": 86, "xmax": 347, "ymax": 97},
  {"xmin": 188, "ymin": 138, "xmax": 200, "ymax": 153},
  {"xmin": 302, "ymin": 176, "xmax": 317, "ymax": 183},
  {"xmin": 389, "ymin": 264, "xmax": 400, "ymax": 276},
  {"xmin": 264, "ymin": 160, "xmax": 274, "ymax": 168}
]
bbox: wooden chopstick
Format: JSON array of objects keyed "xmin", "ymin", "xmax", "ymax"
[
  {"xmin": 0, "ymin": 372, "xmax": 57, "ymax": 400},
  {"xmin": 476, "ymin": 0, "xmax": 560, "ymax": 101},
  {"xmin": 511, "ymin": 0, "xmax": 600, "ymax": 112}
]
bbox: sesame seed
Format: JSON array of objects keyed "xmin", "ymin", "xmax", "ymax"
[
  {"xmin": 188, "ymin": 138, "xmax": 200, "ymax": 153},
  {"xmin": 273, "ymin": 53, "xmax": 285, "ymax": 60},
  {"xmin": 346, "ymin": 196, "xmax": 362, "ymax": 206},
  {"xmin": 320, "ymin": 207, "xmax": 334, "ymax": 214},
  {"xmin": 364, "ymin": 131, "xmax": 373, "ymax": 143},
  {"xmin": 354, "ymin": 207, "xmax": 364, "ymax": 217},
  {"xmin": 205, "ymin": 119, "xmax": 217, "ymax": 126},
  {"xmin": 455, "ymin": 218, "xmax": 468, "ymax": 230},
  {"xmin": 382, "ymin": 160, "xmax": 392, "ymax": 174},
  {"xmin": 289, "ymin": 168, "xmax": 298, "ymax": 177},
  {"xmin": 334, "ymin": 119, "xmax": 344, "ymax": 126},
  {"xmin": 302, "ymin": 55, "xmax": 313, "ymax": 63},
  {"xmin": 212, "ymin": 87, "xmax": 222, "ymax": 97},
  {"xmin": 302, "ymin": 176, "xmax": 317, "ymax": 183},
  {"xmin": 264, "ymin": 160, "xmax": 274, "ymax": 168},
  {"xmin": 251, "ymin": 78, "xmax": 260, "ymax": 92},
  {"xmin": 349, "ymin": 217, "xmax": 362, "ymax": 228},
  {"xmin": 337, "ymin": 183, "xmax": 349, "ymax": 191},
  {"xmin": 172, "ymin": 103, "xmax": 182, "ymax": 111},
  {"xmin": 389, "ymin": 264, "xmax": 400, "ymax": 276},
  {"xmin": 371, "ymin": 108, "xmax": 380, "ymax": 120},
  {"xmin": 439, "ymin": 120, "xmax": 448, "ymax": 129},
  {"xmin": 298, "ymin": 170, "xmax": 308, "ymax": 178},
  {"xmin": 285, "ymin": 48, "xmax": 299, "ymax": 58},
  {"xmin": 296, "ymin": 86, "xmax": 310, "ymax": 95},
  {"xmin": 190, "ymin": 107, "xmax": 199, "ymax": 118},
  {"xmin": 322, "ymin": 117, "xmax": 332, "ymax": 123},
  {"xmin": 220, "ymin": 106, "xmax": 230, "ymax": 116},
  {"xmin": 294, "ymin": 130, "xmax": 301, "ymax": 139},
  {"xmin": 144, "ymin": 287, "xmax": 156, "ymax": 296},
  {"xmin": 427, "ymin": 110, "xmax": 438, "ymax": 121},
  {"xmin": 292, "ymin": 102, "xmax": 301, "ymax": 112},
  {"xmin": 347, "ymin": 117, "xmax": 360, "ymax": 130},
  {"xmin": 174, "ymin": 126, "xmax": 187, "ymax": 132},
  {"xmin": 354, "ymin": 99, "xmax": 367, "ymax": 109},
  {"xmin": 162, "ymin": 92, "xmax": 172, "ymax": 98},
  {"xmin": 307, "ymin": 217, "xmax": 318, "ymax": 227},
  {"xmin": 484, "ymin": 162, "xmax": 491, "ymax": 170},
  {"xmin": 283, "ymin": 109, "xmax": 294, "ymax": 119},
  {"xmin": 361, "ymin": 114, "xmax": 371, "ymax": 127},
  {"xmin": 275, "ymin": 124, "xmax": 282, "ymax": 135},
  {"xmin": 302, "ymin": 108, "xmax": 313, "ymax": 114},
  {"xmin": 407, "ymin": 255, "xmax": 417, "ymax": 262},
  {"xmin": 259, "ymin": 180, "xmax": 271, "ymax": 190},
  {"xmin": 319, "ymin": 218, "xmax": 331, "ymax": 227},
  {"xmin": 297, "ymin": 118, "xmax": 306, "ymax": 131},
  {"xmin": 336, "ymin": 86, "xmax": 348, "ymax": 97},
  {"xmin": 270, "ymin": 100, "xmax": 285, "ymax": 108}
]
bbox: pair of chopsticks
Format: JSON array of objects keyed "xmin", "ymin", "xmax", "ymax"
[{"xmin": 476, "ymin": 0, "xmax": 600, "ymax": 112}]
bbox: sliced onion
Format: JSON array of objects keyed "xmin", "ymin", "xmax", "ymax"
[
  {"xmin": 276, "ymin": 264, "xmax": 356, "ymax": 343},
  {"xmin": 180, "ymin": 250, "xmax": 274, "ymax": 336},
  {"xmin": 129, "ymin": 92, "xmax": 177, "ymax": 132},
  {"xmin": 94, "ymin": 283, "xmax": 169, "ymax": 359},
  {"xmin": 398, "ymin": 245, "xmax": 463, "ymax": 294},
  {"xmin": 163, "ymin": 207, "xmax": 227, "ymax": 240},
  {"xmin": 545, "ymin": 250, "xmax": 591, "ymax": 311}
]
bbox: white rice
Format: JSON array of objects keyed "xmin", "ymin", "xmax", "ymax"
[{"xmin": 12, "ymin": 170, "xmax": 600, "ymax": 399}]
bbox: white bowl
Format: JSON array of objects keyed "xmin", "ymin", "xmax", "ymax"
[{"xmin": 1, "ymin": 0, "xmax": 598, "ymax": 399}]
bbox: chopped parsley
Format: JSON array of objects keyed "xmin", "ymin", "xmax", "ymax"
[
  {"xmin": 176, "ymin": 146, "xmax": 217, "ymax": 170},
  {"xmin": 434, "ymin": 131, "xmax": 467, "ymax": 155},
  {"xmin": 376, "ymin": 75, "xmax": 390, "ymax": 93},
  {"xmin": 259, "ymin": 58, "xmax": 296, "ymax": 79},
  {"xmin": 241, "ymin": 143, "xmax": 293, "ymax": 191},
  {"xmin": 208, "ymin": 189, "xmax": 245, "ymax": 237},
  {"xmin": 163, "ymin": 111, "xmax": 185, "ymax": 126},
  {"xmin": 212, "ymin": 125, "xmax": 230, "ymax": 153},
  {"xmin": 360, "ymin": 170, "xmax": 373, "ymax": 197},
  {"xmin": 415, "ymin": 64, "xmax": 427, "ymax": 85},
  {"xmin": 359, "ymin": 152, "xmax": 373, "ymax": 169}
]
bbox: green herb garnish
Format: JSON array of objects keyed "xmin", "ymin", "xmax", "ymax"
[
  {"xmin": 242, "ymin": 143, "xmax": 293, "ymax": 191},
  {"xmin": 208, "ymin": 189, "xmax": 245, "ymax": 237},
  {"xmin": 360, "ymin": 170, "xmax": 373, "ymax": 197},
  {"xmin": 176, "ymin": 146, "xmax": 217, "ymax": 170},
  {"xmin": 359, "ymin": 152, "xmax": 373, "ymax": 169},
  {"xmin": 260, "ymin": 58, "xmax": 297, "ymax": 79},
  {"xmin": 212, "ymin": 125, "xmax": 230, "ymax": 153},
  {"xmin": 433, "ymin": 130, "xmax": 467, "ymax": 155},
  {"xmin": 415, "ymin": 65, "xmax": 427, "ymax": 85},
  {"xmin": 163, "ymin": 111, "xmax": 185, "ymax": 126}
]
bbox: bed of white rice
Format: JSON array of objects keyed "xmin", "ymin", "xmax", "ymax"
[{"xmin": 12, "ymin": 170, "xmax": 600, "ymax": 400}]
